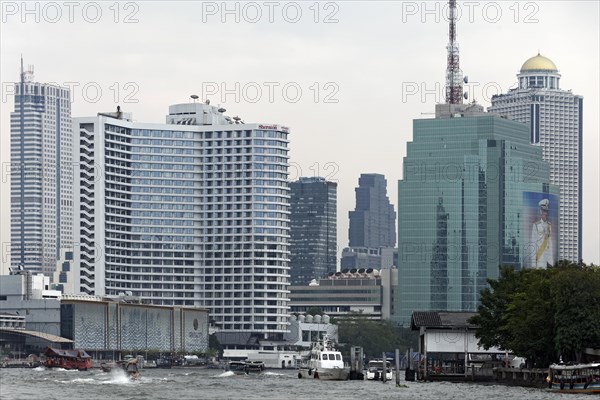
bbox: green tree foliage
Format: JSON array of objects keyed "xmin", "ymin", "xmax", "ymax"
[
  {"xmin": 470, "ymin": 261, "xmax": 600, "ymax": 367},
  {"xmin": 470, "ymin": 266, "xmax": 520, "ymax": 351},
  {"xmin": 337, "ymin": 314, "xmax": 418, "ymax": 359},
  {"xmin": 550, "ymin": 263, "xmax": 600, "ymax": 362},
  {"xmin": 208, "ymin": 334, "xmax": 223, "ymax": 357}
]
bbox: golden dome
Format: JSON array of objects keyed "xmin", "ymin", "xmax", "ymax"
[{"xmin": 520, "ymin": 54, "xmax": 558, "ymax": 72}]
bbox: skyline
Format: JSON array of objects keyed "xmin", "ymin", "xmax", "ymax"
[{"xmin": 1, "ymin": 1, "xmax": 599, "ymax": 272}]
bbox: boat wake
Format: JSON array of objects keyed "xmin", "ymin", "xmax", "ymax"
[
  {"xmin": 263, "ymin": 372, "xmax": 287, "ymax": 377},
  {"xmin": 33, "ymin": 366, "xmax": 45, "ymax": 371},
  {"xmin": 215, "ymin": 371, "xmax": 236, "ymax": 378},
  {"xmin": 101, "ymin": 369, "xmax": 137, "ymax": 384}
]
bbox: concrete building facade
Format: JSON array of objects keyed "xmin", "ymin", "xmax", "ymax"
[
  {"xmin": 10, "ymin": 61, "xmax": 73, "ymax": 276},
  {"xmin": 489, "ymin": 54, "xmax": 583, "ymax": 262},
  {"xmin": 73, "ymin": 102, "xmax": 291, "ymax": 344}
]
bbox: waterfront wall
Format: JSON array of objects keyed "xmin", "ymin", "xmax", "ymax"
[
  {"xmin": 492, "ymin": 367, "xmax": 549, "ymax": 388},
  {"xmin": 61, "ymin": 300, "xmax": 208, "ymax": 353}
]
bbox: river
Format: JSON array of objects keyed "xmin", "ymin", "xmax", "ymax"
[{"xmin": 0, "ymin": 367, "xmax": 592, "ymax": 400}]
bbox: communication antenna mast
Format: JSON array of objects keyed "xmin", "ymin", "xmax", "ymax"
[{"xmin": 445, "ymin": 0, "xmax": 463, "ymax": 104}]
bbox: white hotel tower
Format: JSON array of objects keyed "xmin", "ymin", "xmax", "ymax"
[
  {"xmin": 489, "ymin": 54, "xmax": 583, "ymax": 262},
  {"xmin": 73, "ymin": 102, "xmax": 290, "ymax": 345},
  {"xmin": 10, "ymin": 60, "xmax": 73, "ymax": 275}
]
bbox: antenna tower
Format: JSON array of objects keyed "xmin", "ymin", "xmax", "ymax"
[{"xmin": 445, "ymin": 0, "xmax": 463, "ymax": 104}]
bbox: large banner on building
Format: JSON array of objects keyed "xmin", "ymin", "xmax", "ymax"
[{"xmin": 522, "ymin": 192, "xmax": 559, "ymax": 269}]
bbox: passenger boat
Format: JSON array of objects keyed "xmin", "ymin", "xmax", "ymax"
[
  {"xmin": 228, "ymin": 361, "xmax": 249, "ymax": 375},
  {"xmin": 548, "ymin": 362, "xmax": 600, "ymax": 393},
  {"xmin": 297, "ymin": 335, "xmax": 349, "ymax": 380},
  {"xmin": 365, "ymin": 359, "xmax": 393, "ymax": 381},
  {"xmin": 245, "ymin": 360, "xmax": 265, "ymax": 373},
  {"xmin": 44, "ymin": 347, "xmax": 92, "ymax": 371}
]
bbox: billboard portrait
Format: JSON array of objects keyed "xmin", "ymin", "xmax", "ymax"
[{"xmin": 522, "ymin": 192, "xmax": 559, "ymax": 269}]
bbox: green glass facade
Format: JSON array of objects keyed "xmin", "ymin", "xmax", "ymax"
[{"xmin": 395, "ymin": 115, "xmax": 559, "ymax": 326}]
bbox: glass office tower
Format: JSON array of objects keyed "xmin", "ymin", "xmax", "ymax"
[
  {"xmin": 289, "ymin": 177, "xmax": 337, "ymax": 285},
  {"xmin": 395, "ymin": 111, "xmax": 558, "ymax": 326}
]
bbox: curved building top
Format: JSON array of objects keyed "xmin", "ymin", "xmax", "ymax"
[{"xmin": 520, "ymin": 53, "xmax": 558, "ymax": 72}]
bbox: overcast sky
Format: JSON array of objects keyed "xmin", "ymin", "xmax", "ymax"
[{"xmin": 1, "ymin": 1, "xmax": 598, "ymax": 274}]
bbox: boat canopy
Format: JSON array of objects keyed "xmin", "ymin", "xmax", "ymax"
[{"xmin": 44, "ymin": 347, "xmax": 91, "ymax": 359}]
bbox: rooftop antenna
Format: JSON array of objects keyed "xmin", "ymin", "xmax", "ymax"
[
  {"xmin": 190, "ymin": 94, "xmax": 199, "ymax": 103},
  {"xmin": 445, "ymin": 0, "xmax": 463, "ymax": 104}
]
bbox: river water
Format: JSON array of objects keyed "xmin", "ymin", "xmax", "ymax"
[{"xmin": 0, "ymin": 366, "xmax": 592, "ymax": 400}]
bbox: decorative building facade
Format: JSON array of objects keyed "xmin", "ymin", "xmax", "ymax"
[
  {"xmin": 289, "ymin": 177, "xmax": 337, "ymax": 285},
  {"xmin": 489, "ymin": 54, "xmax": 583, "ymax": 262},
  {"xmin": 10, "ymin": 61, "xmax": 73, "ymax": 275},
  {"xmin": 395, "ymin": 110, "xmax": 559, "ymax": 326},
  {"xmin": 73, "ymin": 103, "xmax": 290, "ymax": 343}
]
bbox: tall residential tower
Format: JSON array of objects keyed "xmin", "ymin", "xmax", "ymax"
[
  {"xmin": 10, "ymin": 60, "xmax": 73, "ymax": 275},
  {"xmin": 73, "ymin": 102, "xmax": 290, "ymax": 345},
  {"xmin": 489, "ymin": 54, "xmax": 583, "ymax": 262}
]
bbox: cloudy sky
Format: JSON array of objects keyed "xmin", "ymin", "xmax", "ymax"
[{"xmin": 1, "ymin": 1, "xmax": 598, "ymax": 273}]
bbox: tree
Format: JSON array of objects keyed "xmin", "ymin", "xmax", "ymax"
[
  {"xmin": 469, "ymin": 266, "xmax": 521, "ymax": 351},
  {"xmin": 504, "ymin": 268, "xmax": 555, "ymax": 367},
  {"xmin": 470, "ymin": 261, "xmax": 600, "ymax": 367},
  {"xmin": 551, "ymin": 263, "xmax": 600, "ymax": 362},
  {"xmin": 337, "ymin": 314, "xmax": 417, "ymax": 359},
  {"xmin": 208, "ymin": 334, "xmax": 223, "ymax": 358}
]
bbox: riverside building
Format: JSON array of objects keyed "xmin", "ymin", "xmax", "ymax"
[
  {"xmin": 395, "ymin": 104, "xmax": 559, "ymax": 326},
  {"xmin": 10, "ymin": 60, "xmax": 73, "ymax": 275},
  {"xmin": 73, "ymin": 102, "xmax": 290, "ymax": 344},
  {"xmin": 289, "ymin": 177, "xmax": 337, "ymax": 285},
  {"xmin": 489, "ymin": 54, "xmax": 583, "ymax": 262}
]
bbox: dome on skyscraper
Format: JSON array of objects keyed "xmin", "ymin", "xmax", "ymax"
[{"xmin": 520, "ymin": 53, "xmax": 558, "ymax": 72}]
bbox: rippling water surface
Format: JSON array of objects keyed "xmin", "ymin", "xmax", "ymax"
[{"xmin": 0, "ymin": 367, "xmax": 593, "ymax": 400}]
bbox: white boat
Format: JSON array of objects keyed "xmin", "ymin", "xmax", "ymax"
[
  {"xmin": 364, "ymin": 359, "xmax": 392, "ymax": 381},
  {"xmin": 297, "ymin": 336, "xmax": 349, "ymax": 380}
]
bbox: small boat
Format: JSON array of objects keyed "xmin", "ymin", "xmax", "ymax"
[
  {"xmin": 548, "ymin": 362, "xmax": 600, "ymax": 393},
  {"xmin": 297, "ymin": 335, "xmax": 349, "ymax": 380},
  {"xmin": 364, "ymin": 359, "xmax": 393, "ymax": 381},
  {"xmin": 228, "ymin": 361, "xmax": 249, "ymax": 375},
  {"xmin": 44, "ymin": 347, "xmax": 92, "ymax": 371},
  {"xmin": 245, "ymin": 360, "xmax": 265, "ymax": 373},
  {"xmin": 124, "ymin": 357, "xmax": 141, "ymax": 380}
]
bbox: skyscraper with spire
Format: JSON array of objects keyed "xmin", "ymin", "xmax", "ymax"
[
  {"xmin": 394, "ymin": 1, "xmax": 559, "ymax": 326},
  {"xmin": 489, "ymin": 54, "xmax": 583, "ymax": 262},
  {"xmin": 10, "ymin": 59, "xmax": 73, "ymax": 275}
]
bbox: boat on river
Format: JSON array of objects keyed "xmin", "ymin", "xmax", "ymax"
[
  {"xmin": 44, "ymin": 347, "xmax": 92, "ymax": 371},
  {"xmin": 548, "ymin": 362, "xmax": 600, "ymax": 393},
  {"xmin": 100, "ymin": 356, "xmax": 141, "ymax": 380},
  {"xmin": 228, "ymin": 361, "xmax": 249, "ymax": 375},
  {"xmin": 245, "ymin": 360, "xmax": 265, "ymax": 374},
  {"xmin": 364, "ymin": 359, "xmax": 392, "ymax": 381},
  {"xmin": 297, "ymin": 336, "xmax": 349, "ymax": 380}
]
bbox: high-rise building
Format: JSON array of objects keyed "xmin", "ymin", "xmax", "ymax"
[
  {"xmin": 10, "ymin": 60, "xmax": 73, "ymax": 275},
  {"xmin": 489, "ymin": 54, "xmax": 583, "ymax": 262},
  {"xmin": 395, "ymin": 108, "xmax": 559, "ymax": 326},
  {"xmin": 73, "ymin": 102, "xmax": 290, "ymax": 343},
  {"xmin": 348, "ymin": 174, "xmax": 396, "ymax": 248},
  {"xmin": 289, "ymin": 177, "xmax": 337, "ymax": 285}
]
